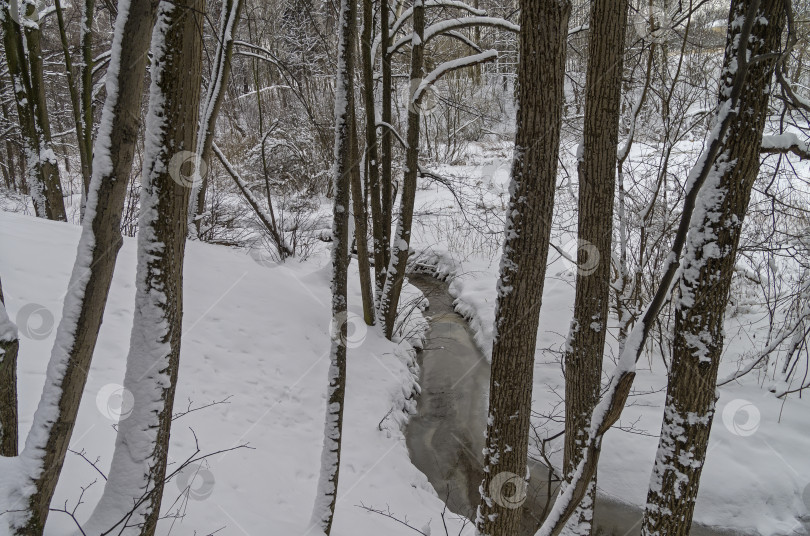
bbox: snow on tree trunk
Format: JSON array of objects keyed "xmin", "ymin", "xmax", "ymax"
[
  {"xmin": 474, "ymin": 2, "xmax": 570, "ymax": 535},
  {"xmin": 0, "ymin": 280, "xmax": 19, "ymax": 458},
  {"xmin": 561, "ymin": 0, "xmax": 628, "ymax": 534},
  {"xmin": 378, "ymin": 0, "xmax": 425, "ymax": 339},
  {"xmin": 80, "ymin": 0, "xmax": 203, "ymax": 533},
  {"xmin": 1, "ymin": 0, "xmax": 157, "ymax": 530},
  {"xmin": 188, "ymin": 0, "xmax": 243, "ymax": 236},
  {"xmin": 0, "ymin": 3, "xmax": 64, "ymax": 221},
  {"xmin": 640, "ymin": 2, "xmax": 785, "ymax": 533},
  {"xmin": 310, "ymin": 0, "xmax": 356, "ymax": 532}
]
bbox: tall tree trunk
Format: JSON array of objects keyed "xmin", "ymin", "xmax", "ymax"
[
  {"xmin": 21, "ymin": 0, "xmax": 67, "ymax": 221},
  {"xmin": 360, "ymin": 0, "xmax": 385, "ymax": 300},
  {"xmin": 350, "ymin": 111, "xmax": 375, "ymax": 325},
  {"xmin": 561, "ymin": 0, "xmax": 628, "ymax": 534},
  {"xmin": 189, "ymin": 0, "xmax": 243, "ymax": 235},
  {"xmin": 310, "ymin": 0, "xmax": 356, "ymax": 532},
  {"xmin": 1, "ymin": 3, "xmax": 63, "ymax": 220},
  {"xmin": 53, "ymin": 0, "xmax": 92, "ymax": 204},
  {"xmin": 83, "ymin": 0, "xmax": 203, "ymax": 533},
  {"xmin": 0, "ymin": 278, "xmax": 19, "ymax": 458},
  {"xmin": 641, "ymin": 2, "xmax": 784, "ymax": 533},
  {"xmin": 5, "ymin": 0, "xmax": 158, "ymax": 530},
  {"xmin": 475, "ymin": 1, "xmax": 570, "ymax": 535},
  {"xmin": 79, "ymin": 0, "xmax": 94, "ymax": 195},
  {"xmin": 378, "ymin": 0, "xmax": 425, "ymax": 339},
  {"xmin": 379, "ymin": 0, "xmax": 393, "ymax": 278}
]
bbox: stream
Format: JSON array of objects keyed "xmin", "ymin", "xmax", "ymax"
[{"xmin": 405, "ymin": 273, "xmax": 742, "ymax": 536}]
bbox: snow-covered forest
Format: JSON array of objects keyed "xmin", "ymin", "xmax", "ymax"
[{"xmin": 0, "ymin": 0, "xmax": 809, "ymax": 534}]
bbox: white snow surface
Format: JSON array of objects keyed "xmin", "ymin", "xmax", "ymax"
[{"xmin": 0, "ymin": 210, "xmax": 460, "ymax": 536}]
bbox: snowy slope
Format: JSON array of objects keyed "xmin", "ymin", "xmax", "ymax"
[{"xmin": 0, "ymin": 210, "xmax": 463, "ymax": 536}]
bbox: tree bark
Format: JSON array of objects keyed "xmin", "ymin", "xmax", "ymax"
[
  {"xmin": 21, "ymin": 0, "xmax": 67, "ymax": 221},
  {"xmin": 360, "ymin": 0, "xmax": 385, "ymax": 300},
  {"xmin": 0, "ymin": 278, "xmax": 19, "ymax": 458},
  {"xmin": 350, "ymin": 109, "xmax": 376, "ymax": 325},
  {"xmin": 84, "ymin": 0, "xmax": 203, "ymax": 532},
  {"xmin": 378, "ymin": 0, "xmax": 425, "ymax": 339},
  {"xmin": 310, "ymin": 0, "xmax": 355, "ymax": 532},
  {"xmin": 7, "ymin": 0, "xmax": 158, "ymax": 530},
  {"xmin": 475, "ymin": 1, "xmax": 570, "ymax": 535},
  {"xmin": 641, "ymin": 2, "xmax": 785, "ymax": 533},
  {"xmin": 379, "ymin": 0, "xmax": 393, "ymax": 279},
  {"xmin": 189, "ymin": 0, "xmax": 243, "ymax": 235},
  {"xmin": 561, "ymin": 0, "xmax": 628, "ymax": 534}
]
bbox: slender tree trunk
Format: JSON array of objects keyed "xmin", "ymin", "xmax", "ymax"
[
  {"xmin": 475, "ymin": 2, "xmax": 570, "ymax": 535},
  {"xmin": 1, "ymin": 4, "xmax": 60, "ymax": 219},
  {"xmin": 53, "ymin": 0, "xmax": 92, "ymax": 203},
  {"xmin": 0, "ymin": 278, "xmax": 19, "ymax": 458},
  {"xmin": 83, "ymin": 0, "xmax": 203, "ymax": 533},
  {"xmin": 379, "ymin": 0, "xmax": 393, "ymax": 276},
  {"xmin": 311, "ymin": 0, "xmax": 356, "ymax": 532},
  {"xmin": 79, "ymin": 0, "xmax": 94, "ymax": 194},
  {"xmin": 361, "ymin": 0, "xmax": 385, "ymax": 300},
  {"xmin": 21, "ymin": 0, "xmax": 67, "ymax": 221},
  {"xmin": 350, "ymin": 111, "xmax": 375, "ymax": 325},
  {"xmin": 189, "ymin": 0, "xmax": 243, "ymax": 235},
  {"xmin": 561, "ymin": 1, "xmax": 628, "ymax": 534},
  {"xmin": 378, "ymin": 0, "xmax": 425, "ymax": 339},
  {"xmin": 641, "ymin": 2, "xmax": 784, "ymax": 533}
]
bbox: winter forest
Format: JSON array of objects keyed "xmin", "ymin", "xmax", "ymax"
[{"xmin": 0, "ymin": 0, "xmax": 809, "ymax": 534}]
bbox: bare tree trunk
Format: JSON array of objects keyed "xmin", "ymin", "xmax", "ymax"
[
  {"xmin": 475, "ymin": 1, "xmax": 570, "ymax": 535},
  {"xmin": 641, "ymin": 2, "xmax": 785, "ymax": 533},
  {"xmin": 21, "ymin": 0, "xmax": 67, "ymax": 221},
  {"xmin": 310, "ymin": 0, "xmax": 356, "ymax": 532},
  {"xmin": 379, "ymin": 0, "xmax": 393, "ymax": 279},
  {"xmin": 561, "ymin": 1, "xmax": 628, "ymax": 534},
  {"xmin": 0, "ymin": 4, "xmax": 64, "ymax": 220},
  {"xmin": 350, "ymin": 110, "xmax": 375, "ymax": 325},
  {"xmin": 79, "ymin": 0, "xmax": 95, "ymax": 195},
  {"xmin": 83, "ymin": 0, "xmax": 203, "ymax": 533},
  {"xmin": 0, "ymin": 278, "xmax": 19, "ymax": 458},
  {"xmin": 6, "ymin": 0, "xmax": 158, "ymax": 530},
  {"xmin": 360, "ymin": 0, "xmax": 385, "ymax": 300},
  {"xmin": 53, "ymin": 0, "xmax": 92, "ymax": 203},
  {"xmin": 378, "ymin": 0, "xmax": 425, "ymax": 339},
  {"xmin": 189, "ymin": 0, "xmax": 243, "ymax": 235}
]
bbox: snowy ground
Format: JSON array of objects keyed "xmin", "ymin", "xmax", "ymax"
[
  {"xmin": 409, "ymin": 144, "xmax": 810, "ymax": 536},
  {"xmin": 0, "ymin": 210, "xmax": 465, "ymax": 536}
]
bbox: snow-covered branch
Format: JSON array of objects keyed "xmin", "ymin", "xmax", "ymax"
[
  {"xmin": 412, "ymin": 50, "xmax": 497, "ymax": 102},
  {"xmin": 760, "ymin": 133, "xmax": 810, "ymax": 160}
]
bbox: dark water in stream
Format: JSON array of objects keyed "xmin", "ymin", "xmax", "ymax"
[{"xmin": 405, "ymin": 273, "xmax": 748, "ymax": 536}]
